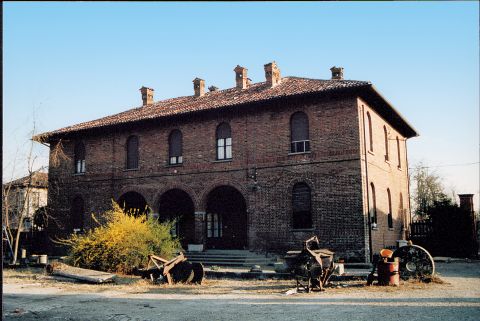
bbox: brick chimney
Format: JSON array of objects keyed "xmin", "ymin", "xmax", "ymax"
[
  {"xmin": 330, "ymin": 66, "xmax": 344, "ymax": 80},
  {"xmin": 139, "ymin": 86, "xmax": 154, "ymax": 106},
  {"xmin": 458, "ymin": 194, "xmax": 474, "ymax": 214},
  {"xmin": 193, "ymin": 78, "xmax": 205, "ymax": 97},
  {"xmin": 264, "ymin": 61, "xmax": 281, "ymax": 88},
  {"xmin": 234, "ymin": 65, "xmax": 249, "ymax": 89}
]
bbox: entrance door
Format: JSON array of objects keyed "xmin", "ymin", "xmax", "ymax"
[{"xmin": 205, "ymin": 186, "xmax": 247, "ymax": 249}]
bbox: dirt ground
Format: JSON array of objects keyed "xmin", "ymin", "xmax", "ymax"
[{"xmin": 3, "ymin": 262, "xmax": 480, "ymax": 321}]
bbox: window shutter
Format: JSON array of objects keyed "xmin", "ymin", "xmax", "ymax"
[
  {"xmin": 216, "ymin": 123, "xmax": 231, "ymax": 139},
  {"xmin": 71, "ymin": 196, "xmax": 84, "ymax": 231},
  {"xmin": 291, "ymin": 112, "xmax": 309, "ymax": 141},
  {"xmin": 292, "ymin": 183, "xmax": 311, "ymax": 212},
  {"xmin": 127, "ymin": 136, "xmax": 139, "ymax": 169},
  {"xmin": 169, "ymin": 130, "xmax": 183, "ymax": 157}
]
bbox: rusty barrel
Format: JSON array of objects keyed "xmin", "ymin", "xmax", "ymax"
[{"xmin": 377, "ymin": 259, "xmax": 399, "ymax": 286}]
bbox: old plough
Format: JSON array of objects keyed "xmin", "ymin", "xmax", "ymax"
[
  {"xmin": 284, "ymin": 236, "xmax": 335, "ymax": 292},
  {"xmin": 135, "ymin": 252, "xmax": 204, "ymax": 285}
]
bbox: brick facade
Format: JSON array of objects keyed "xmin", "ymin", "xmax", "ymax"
[{"xmin": 42, "ymin": 68, "xmax": 416, "ymax": 262}]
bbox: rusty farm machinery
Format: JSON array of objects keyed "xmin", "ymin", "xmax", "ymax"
[
  {"xmin": 284, "ymin": 236, "xmax": 336, "ymax": 292},
  {"xmin": 134, "ymin": 252, "xmax": 205, "ymax": 285}
]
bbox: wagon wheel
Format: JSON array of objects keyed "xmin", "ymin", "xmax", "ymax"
[
  {"xmin": 170, "ymin": 261, "xmax": 194, "ymax": 284},
  {"xmin": 393, "ymin": 245, "xmax": 435, "ymax": 280},
  {"xmin": 191, "ymin": 262, "xmax": 205, "ymax": 284}
]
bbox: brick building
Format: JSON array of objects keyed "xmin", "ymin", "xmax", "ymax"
[{"xmin": 36, "ymin": 62, "xmax": 418, "ymax": 262}]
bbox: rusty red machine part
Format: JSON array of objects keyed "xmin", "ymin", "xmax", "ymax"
[
  {"xmin": 284, "ymin": 236, "xmax": 335, "ymax": 292},
  {"xmin": 377, "ymin": 258, "xmax": 400, "ymax": 286}
]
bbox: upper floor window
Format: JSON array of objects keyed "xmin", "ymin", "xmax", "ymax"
[
  {"xmin": 292, "ymin": 182, "xmax": 312, "ymax": 229},
  {"xmin": 74, "ymin": 142, "xmax": 86, "ymax": 174},
  {"xmin": 126, "ymin": 135, "xmax": 139, "ymax": 169},
  {"xmin": 370, "ymin": 182, "xmax": 377, "ymax": 226},
  {"xmin": 366, "ymin": 112, "xmax": 373, "ymax": 152},
  {"xmin": 216, "ymin": 122, "xmax": 232, "ymax": 160},
  {"xmin": 290, "ymin": 112, "xmax": 310, "ymax": 153},
  {"xmin": 387, "ymin": 188, "xmax": 393, "ymax": 229},
  {"xmin": 169, "ymin": 130, "xmax": 183, "ymax": 165},
  {"xmin": 384, "ymin": 126, "xmax": 389, "ymax": 161},
  {"xmin": 396, "ymin": 137, "xmax": 401, "ymax": 168}
]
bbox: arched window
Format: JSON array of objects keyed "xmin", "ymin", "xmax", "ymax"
[
  {"xmin": 399, "ymin": 193, "xmax": 405, "ymax": 230},
  {"xmin": 292, "ymin": 182, "xmax": 312, "ymax": 229},
  {"xmin": 290, "ymin": 112, "xmax": 310, "ymax": 153},
  {"xmin": 396, "ymin": 137, "xmax": 401, "ymax": 168},
  {"xmin": 216, "ymin": 123, "xmax": 232, "ymax": 160},
  {"xmin": 366, "ymin": 112, "xmax": 373, "ymax": 152},
  {"xmin": 169, "ymin": 130, "xmax": 183, "ymax": 165},
  {"xmin": 126, "ymin": 135, "xmax": 139, "ymax": 169},
  {"xmin": 370, "ymin": 183, "xmax": 377, "ymax": 226},
  {"xmin": 74, "ymin": 142, "xmax": 86, "ymax": 174},
  {"xmin": 387, "ymin": 188, "xmax": 393, "ymax": 229},
  {"xmin": 71, "ymin": 196, "xmax": 84, "ymax": 233},
  {"xmin": 384, "ymin": 126, "xmax": 389, "ymax": 161}
]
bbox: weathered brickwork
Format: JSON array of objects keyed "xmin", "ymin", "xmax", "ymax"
[{"xmin": 45, "ymin": 78, "xmax": 415, "ymax": 262}]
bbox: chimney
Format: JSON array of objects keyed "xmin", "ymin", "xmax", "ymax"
[
  {"xmin": 234, "ymin": 65, "xmax": 249, "ymax": 89},
  {"xmin": 193, "ymin": 78, "xmax": 205, "ymax": 97},
  {"xmin": 264, "ymin": 61, "xmax": 281, "ymax": 87},
  {"xmin": 208, "ymin": 85, "xmax": 219, "ymax": 92},
  {"xmin": 458, "ymin": 194, "xmax": 474, "ymax": 214},
  {"xmin": 330, "ymin": 66, "xmax": 344, "ymax": 80},
  {"xmin": 139, "ymin": 86, "xmax": 154, "ymax": 106}
]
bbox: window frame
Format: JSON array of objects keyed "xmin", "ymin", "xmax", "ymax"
[
  {"xmin": 168, "ymin": 129, "xmax": 183, "ymax": 165},
  {"xmin": 126, "ymin": 135, "xmax": 139, "ymax": 170},
  {"xmin": 366, "ymin": 112, "xmax": 373, "ymax": 152},
  {"xmin": 384, "ymin": 126, "xmax": 389, "ymax": 161},
  {"xmin": 292, "ymin": 182, "xmax": 313, "ymax": 229},
  {"xmin": 216, "ymin": 123, "xmax": 232, "ymax": 160},
  {"xmin": 74, "ymin": 142, "xmax": 86, "ymax": 174},
  {"xmin": 290, "ymin": 112, "xmax": 311, "ymax": 154}
]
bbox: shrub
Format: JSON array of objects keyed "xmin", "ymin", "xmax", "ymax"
[{"xmin": 61, "ymin": 202, "xmax": 181, "ymax": 274}]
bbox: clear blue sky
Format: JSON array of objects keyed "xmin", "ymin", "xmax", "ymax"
[{"xmin": 4, "ymin": 2, "xmax": 479, "ymax": 208}]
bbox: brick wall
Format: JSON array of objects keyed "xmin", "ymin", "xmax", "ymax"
[{"xmin": 46, "ymin": 93, "xmax": 410, "ymax": 262}]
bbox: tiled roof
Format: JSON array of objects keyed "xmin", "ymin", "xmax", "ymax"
[
  {"xmin": 36, "ymin": 76, "xmax": 417, "ymax": 140},
  {"xmin": 4, "ymin": 172, "xmax": 48, "ymax": 188},
  {"xmin": 38, "ymin": 77, "xmax": 370, "ymax": 138}
]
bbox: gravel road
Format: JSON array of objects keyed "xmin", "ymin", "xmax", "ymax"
[{"xmin": 3, "ymin": 262, "xmax": 480, "ymax": 321}]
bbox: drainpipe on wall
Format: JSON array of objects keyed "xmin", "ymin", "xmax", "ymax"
[{"xmin": 361, "ymin": 105, "xmax": 374, "ymax": 263}]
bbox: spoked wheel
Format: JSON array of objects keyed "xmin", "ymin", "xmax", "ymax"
[{"xmin": 393, "ymin": 245, "xmax": 435, "ymax": 280}]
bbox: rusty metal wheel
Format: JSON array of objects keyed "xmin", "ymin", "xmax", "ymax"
[{"xmin": 393, "ymin": 245, "xmax": 435, "ymax": 280}]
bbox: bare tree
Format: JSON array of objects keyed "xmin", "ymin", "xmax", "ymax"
[{"xmin": 410, "ymin": 162, "xmax": 449, "ymax": 221}]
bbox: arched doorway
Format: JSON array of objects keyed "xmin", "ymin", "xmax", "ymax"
[
  {"xmin": 117, "ymin": 191, "xmax": 149, "ymax": 217},
  {"xmin": 206, "ymin": 186, "xmax": 247, "ymax": 249},
  {"xmin": 158, "ymin": 189, "xmax": 195, "ymax": 248}
]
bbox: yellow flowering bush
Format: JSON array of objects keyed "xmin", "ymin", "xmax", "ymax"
[{"xmin": 62, "ymin": 202, "xmax": 181, "ymax": 274}]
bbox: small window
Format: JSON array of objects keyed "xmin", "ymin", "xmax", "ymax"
[
  {"xmin": 384, "ymin": 126, "xmax": 389, "ymax": 161},
  {"xmin": 206, "ymin": 213, "xmax": 222, "ymax": 238},
  {"xmin": 216, "ymin": 123, "xmax": 232, "ymax": 160},
  {"xmin": 396, "ymin": 137, "xmax": 401, "ymax": 168},
  {"xmin": 74, "ymin": 142, "xmax": 86, "ymax": 174},
  {"xmin": 370, "ymin": 183, "xmax": 377, "ymax": 225},
  {"xmin": 126, "ymin": 135, "xmax": 139, "ymax": 169},
  {"xmin": 169, "ymin": 130, "xmax": 183, "ymax": 165},
  {"xmin": 366, "ymin": 112, "xmax": 373, "ymax": 152},
  {"xmin": 290, "ymin": 112, "xmax": 310, "ymax": 153},
  {"xmin": 387, "ymin": 188, "xmax": 393, "ymax": 229},
  {"xmin": 292, "ymin": 182, "xmax": 312, "ymax": 229}
]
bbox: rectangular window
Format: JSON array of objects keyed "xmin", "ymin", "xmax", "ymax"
[
  {"xmin": 291, "ymin": 140, "xmax": 310, "ymax": 153},
  {"xmin": 76, "ymin": 160, "xmax": 86, "ymax": 173}
]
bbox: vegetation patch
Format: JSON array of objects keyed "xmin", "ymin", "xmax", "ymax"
[{"xmin": 60, "ymin": 202, "xmax": 181, "ymax": 274}]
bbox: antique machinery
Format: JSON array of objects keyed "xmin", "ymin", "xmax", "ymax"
[
  {"xmin": 392, "ymin": 244, "xmax": 435, "ymax": 281},
  {"xmin": 134, "ymin": 252, "xmax": 205, "ymax": 285},
  {"xmin": 284, "ymin": 236, "xmax": 335, "ymax": 292}
]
